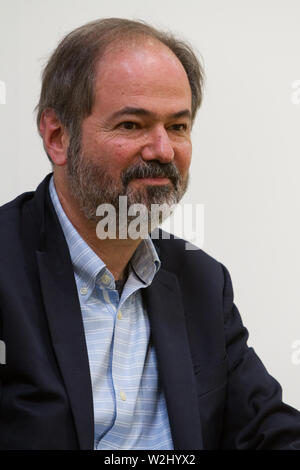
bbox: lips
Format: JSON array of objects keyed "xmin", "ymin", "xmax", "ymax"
[
  {"xmin": 122, "ymin": 162, "xmax": 180, "ymax": 188},
  {"xmin": 131, "ymin": 177, "xmax": 171, "ymax": 184}
]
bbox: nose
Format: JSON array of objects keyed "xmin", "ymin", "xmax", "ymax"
[{"xmin": 141, "ymin": 126, "xmax": 174, "ymax": 163}]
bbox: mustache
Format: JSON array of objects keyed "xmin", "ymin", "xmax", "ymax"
[{"xmin": 122, "ymin": 161, "xmax": 181, "ymax": 187}]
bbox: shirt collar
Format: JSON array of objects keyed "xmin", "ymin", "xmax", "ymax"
[
  {"xmin": 49, "ymin": 176, "xmax": 161, "ymax": 290},
  {"xmin": 130, "ymin": 238, "xmax": 161, "ymax": 286}
]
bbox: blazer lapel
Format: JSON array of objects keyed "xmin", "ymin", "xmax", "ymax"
[
  {"xmin": 36, "ymin": 202, "xmax": 94, "ymax": 450},
  {"xmin": 143, "ymin": 269, "xmax": 203, "ymax": 450}
]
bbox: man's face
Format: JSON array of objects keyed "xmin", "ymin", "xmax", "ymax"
[{"xmin": 66, "ymin": 38, "xmax": 193, "ymax": 222}]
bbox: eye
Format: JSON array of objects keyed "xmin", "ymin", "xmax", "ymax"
[
  {"xmin": 169, "ymin": 123, "xmax": 188, "ymax": 132},
  {"xmin": 118, "ymin": 121, "xmax": 139, "ymax": 130}
]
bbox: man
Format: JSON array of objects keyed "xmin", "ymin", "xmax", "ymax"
[{"xmin": 0, "ymin": 18, "xmax": 299, "ymax": 450}]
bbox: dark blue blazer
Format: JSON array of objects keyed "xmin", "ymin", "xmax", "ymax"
[{"xmin": 0, "ymin": 174, "xmax": 300, "ymax": 450}]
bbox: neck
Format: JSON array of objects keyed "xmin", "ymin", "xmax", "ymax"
[{"xmin": 82, "ymin": 236, "xmax": 140, "ymax": 281}]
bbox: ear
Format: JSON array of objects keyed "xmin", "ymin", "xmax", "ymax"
[{"xmin": 39, "ymin": 108, "xmax": 69, "ymax": 166}]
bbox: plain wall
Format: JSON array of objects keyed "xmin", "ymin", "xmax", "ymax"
[{"xmin": 1, "ymin": 0, "xmax": 300, "ymax": 410}]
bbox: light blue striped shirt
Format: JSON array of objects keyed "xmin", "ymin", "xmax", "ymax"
[{"xmin": 49, "ymin": 177, "xmax": 173, "ymax": 450}]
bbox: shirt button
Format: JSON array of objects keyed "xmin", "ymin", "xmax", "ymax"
[
  {"xmin": 80, "ymin": 286, "xmax": 88, "ymax": 295},
  {"xmin": 101, "ymin": 274, "xmax": 111, "ymax": 286},
  {"xmin": 117, "ymin": 311, "xmax": 122, "ymax": 320},
  {"xmin": 120, "ymin": 391, "xmax": 127, "ymax": 401}
]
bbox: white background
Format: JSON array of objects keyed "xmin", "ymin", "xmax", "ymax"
[{"xmin": 1, "ymin": 0, "xmax": 300, "ymax": 409}]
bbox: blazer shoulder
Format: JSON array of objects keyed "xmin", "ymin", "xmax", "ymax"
[
  {"xmin": 153, "ymin": 229, "xmax": 224, "ymax": 281},
  {"xmin": 0, "ymin": 173, "xmax": 52, "ymax": 236},
  {"xmin": 0, "ymin": 190, "xmax": 35, "ymax": 216},
  {"xmin": 0, "ymin": 190, "xmax": 36, "ymax": 234},
  {"xmin": 0, "ymin": 191, "xmax": 37, "ymax": 260}
]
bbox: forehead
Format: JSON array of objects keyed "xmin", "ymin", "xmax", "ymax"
[{"xmin": 92, "ymin": 39, "xmax": 192, "ymax": 114}]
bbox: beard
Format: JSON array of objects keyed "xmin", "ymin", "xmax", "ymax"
[{"xmin": 66, "ymin": 132, "xmax": 189, "ymax": 233}]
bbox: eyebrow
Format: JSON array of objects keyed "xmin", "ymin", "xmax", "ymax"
[{"xmin": 109, "ymin": 106, "xmax": 192, "ymax": 121}]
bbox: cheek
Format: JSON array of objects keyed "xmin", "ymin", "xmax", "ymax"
[
  {"xmin": 175, "ymin": 142, "xmax": 192, "ymax": 174},
  {"xmin": 87, "ymin": 139, "xmax": 136, "ymax": 171},
  {"xmin": 106, "ymin": 141, "xmax": 138, "ymax": 170}
]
